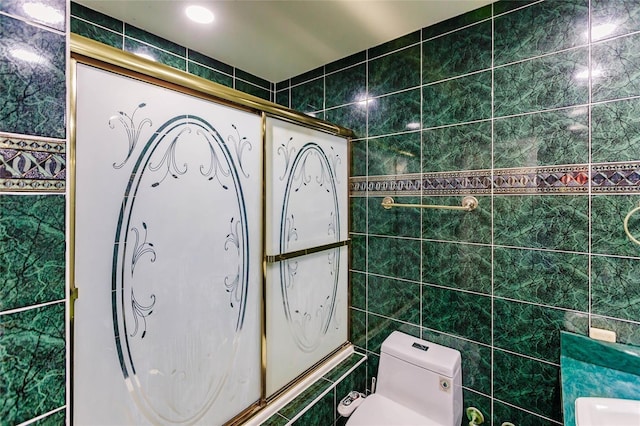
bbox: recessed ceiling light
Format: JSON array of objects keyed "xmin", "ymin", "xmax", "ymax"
[{"xmin": 186, "ymin": 5, "xmax": 214, "ymax": 24}]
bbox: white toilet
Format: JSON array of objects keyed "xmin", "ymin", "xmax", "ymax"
[{"xmin": 347, "ymin": 331, "xmax": 463, "ymax": 426}]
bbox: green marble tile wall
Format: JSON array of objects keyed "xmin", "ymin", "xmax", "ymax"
[
  {"xmin": 0, "ymin": 0, "xmax": 68, "ymax": 425},
  {"xmin": 277, "ymin": 0, "xmax": 640, "ymax": 424},
  {"xmin": 70, "ymin": 2, "xmax": 273, "ymax": 102},
  {"xmin": 7, "ymin": 0, "xmax": 640, "ymax": 424}
]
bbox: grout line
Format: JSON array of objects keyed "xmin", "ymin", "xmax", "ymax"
[
  {"xmin": 295, "ymin": 56, "xmax": 367, "ymax": 87},
  {"xmin": 493, "ymin": 43, "xmax": 589, "ymax": 71},
  {"xmin": 492, "ymin": 0, "xmax": 545, "ymax": 20},
  {"xmin": 120, "ymin": 17, "xmax": 124, "ymax": 47},
  {"xmin": 185, "ymin": 58, "xmax": 234, "ymax": 80},
  {"xmin": 272, "ymin": 413, "xmax": 290, "ymax": 422},
  {"xmin": 353, "ymin": 234, "xmax": 640, "ymax": 262},
  {"xmin": 1, "ymin": 10, "xmax": 66, "ymax": 35},
  {"xmin": 366, "ymin": 310, "xmax": 496, "ymax": 351},
  {"xmin": 364, "ymin": 46, "xmax": 370, "ymax": 362},
  {"xmin": 362, "ymin": 267, "xmax": 593, "ymax": 314},
  {"xmin": 323, "ymin": 65, "xmax": 326, "ymax": 117},
  {"xmin": 289, "ymin": 72, "xmax": 333, "ymax": 89},
  {"xmin": 462, "ymin": 386, "xmax": 491, "ymax": 398},
  {"xmin": 352, "ymin": 162, "xmax": 591, "ymax": 180},
  {"xmin": 365, "ymin": 128, "xmax": 422, "ymax": 140},
  {"xmin": 422, "ymin": 67, "xmax": 490, "ymax": 88},
  {"xmin": 368, "ymin": 38, "xmax": 422, "ymax": 63},
  {"xmin": 420, "ymin": 324, "xmax": 493, "ymax": 350},
  {"xmin": 490, "ymin": 5, "xmax": 496, "ymax": 419},
  {"xmin": 356, "ymin": 271, "xmax": 421, "ymax": 287},
  {"xmin": 588, "ymin": 0, "xmax": 594, "ymax": 331},
  {"xmin": 0, "ymin": 299, "xmax": 65, "ymax": 317},
  {"xmin": 332, "ymin": 388, "xmax": 337, "ymax": 425},
  {"xmin": 492, "ymin": 295, "xmax": 589, "ymax": 315},
  {"xmin": 17, "ymin": 406, "xmax": 66, "ymax": 426},
  {"xmin": 422, "ymin": 14, "xmax": 493, "ymax": 44},
  {"xmin": 283, "ymin": 380, "xmax": 334, "ymax": 425},
  {"xmin": 590, "ymin": 313, "xmax": 640, "ymax": 326},
  {"xmin": 493, "ymin": 398, "xmax": 563, "ymax": 425},
  {"xmin": 425, "ymin": 319, "xmax": 579, "ymax": 371},
  {"xmin": 369, "ymin": 85, "xmax": 421, "ymax": 100},
  {"xmin": 492, "ymin": 103, "xmax": 589, "ymax": 122},
  {"xmin": 376, "ymin": 234, "xmax": 578, "ymax": 254},
  {"xmin": 421, "ymin": 117, "xmax": 493, "ymax": 132},
  {"xmin": 334, "ymin": 91, "xmax": 640, "ymax": 139},
  {"xmin": 591, "ymin": 27, "xmax": 640, "ymax": 46},
  {"xmin": 489, "ymin": 243, "xmax": 589, "ymax": 257},
  {"xmin": 494, "ymin": 346, "xmax": 560, "ymax": 368},
  {"xmin": 419, "ymin": 17, "xmax": 425, "ymax": 341},
  {"xmin": 123, "ymin": 35, "xmax": 185, "ymax": 61}
]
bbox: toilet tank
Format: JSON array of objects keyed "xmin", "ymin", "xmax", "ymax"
[{"xmin": 376, "ymin": 332, "xmax": 462, "ymax": 426}]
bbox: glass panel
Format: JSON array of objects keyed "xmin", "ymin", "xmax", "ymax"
[
  {"xmin": 265, "ymin": 247, "xmax": 349, "ymax": 396},
  {"xmin": 264, "ymin": 117, "xmax": 349, "ymax": 397},
  {"xmin": 265, "ymin": 117, "xmax": 349, "ymax": 255},
  {"xmin": 73, "ymin": 64, "xmax": 262, "ymax": 424}
]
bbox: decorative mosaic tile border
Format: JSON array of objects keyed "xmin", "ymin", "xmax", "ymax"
[
  {"xmin": 494, "ymin": 166, "xmax": 590, "ymax": 194},
  {"xmin": 0, "ymin": 134, "xmax": 66, "ymax": 191},
  {"xmin": 592, "ymin": 162, "xmax": 640, "ymax": 193},
  {"xmin": 350, "ymin": 169, "xmax": 491, "ymax": 196},
  {"xmin": 350, "ymin": 163, "xmax": 640, "ymax": 196}
]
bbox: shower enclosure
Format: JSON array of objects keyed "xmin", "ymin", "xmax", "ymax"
[{"xmin": 70, "ymin": 35, "xmax": 350, "ymax": 425}]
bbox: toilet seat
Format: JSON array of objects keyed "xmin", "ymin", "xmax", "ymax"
[{"xmin": 346, "ymin": 394, "xmax": 443, "ymax": 426}]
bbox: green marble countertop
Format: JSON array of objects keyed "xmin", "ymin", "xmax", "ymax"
[{"xmin": 560, "ymin": 332, "xmax": 640, "ymax": 426}]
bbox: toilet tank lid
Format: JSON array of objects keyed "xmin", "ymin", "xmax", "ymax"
[{"xmin": 381, "ymin": 331, "xmax": 461, "ymax": 377}]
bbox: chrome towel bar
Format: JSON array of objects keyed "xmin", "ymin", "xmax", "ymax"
[
  {"xmin": 265, "ymin": 239, "xmax": 350, "ymax": 263},
  {"xmin": 381, "ymin": 196, "xmax": 479, "ymax": 211}
]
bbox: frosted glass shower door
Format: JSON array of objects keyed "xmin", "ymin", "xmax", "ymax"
[
  {"xmin": 265, "ymin": 117, "xmax": 349, "ymax": 397},
  {"xmin": 73, "ymin": 64, "xmax": 262, "ymax": 425}
]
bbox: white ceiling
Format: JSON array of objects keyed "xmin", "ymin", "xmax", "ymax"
[{"xmin": 75, "ymin": 0, "xmax": 495, "ymax": 83}]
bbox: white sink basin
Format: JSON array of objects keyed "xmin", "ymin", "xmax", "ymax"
[{"xmin": 575, "ymin": 397, "xmax": 640, "ymax": 426}]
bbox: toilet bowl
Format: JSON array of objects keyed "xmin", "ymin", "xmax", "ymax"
[{"xmin": 347, "ymin": 331, "xmax": 462, "ymax": 426}]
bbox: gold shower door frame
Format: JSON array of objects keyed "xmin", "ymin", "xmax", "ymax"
[{"xmin": 69, "ymin": 34, "xmax": 352, "ymax": 425}]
